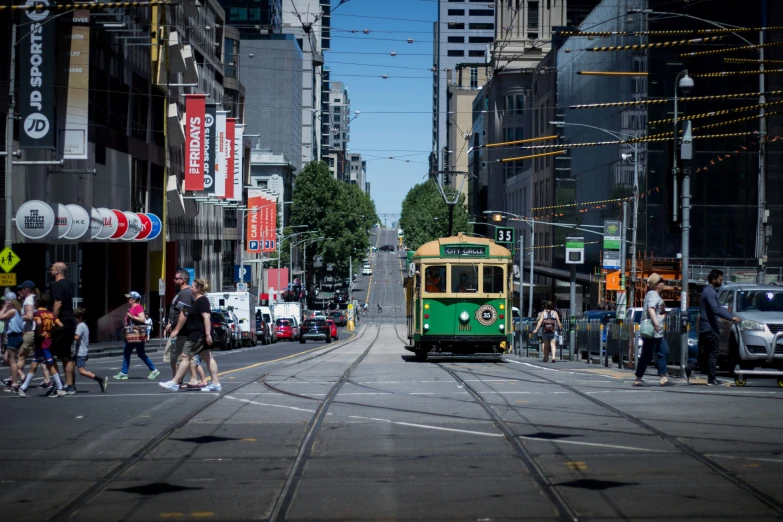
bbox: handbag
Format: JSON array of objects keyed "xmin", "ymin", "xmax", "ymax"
[
  {"xmin": 123, "ymin": 325, "xmax": 146, "ymax": 343},
  {"xmin": 640, "ymin": 319, "xmax": 655, "ymax": 339}
]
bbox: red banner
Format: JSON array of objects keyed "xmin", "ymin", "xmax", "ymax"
[
  {"xmin": 224, "ymin": 118, "xmax": 235, "ymax": 199},
  {"xmin": 264, "ymin": 195, "xmax": 276, "ymax": 253},
  {"xmin": 184, "ymin": 95, "xmax": 206, "ymax": 191},
  {"xmin": 246, "ymin": 189, "xmax": 263, "ymax": 253}
]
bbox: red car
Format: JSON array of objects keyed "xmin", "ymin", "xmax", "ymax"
[
  {"xmin": 326, "ymin": 319, "xmax": 339, "ymax": 340},
  {"xmin": 276, "ymin": 318, "xmax": 296, "ymax": 341}
]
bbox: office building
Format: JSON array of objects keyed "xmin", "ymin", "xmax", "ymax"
[
  {"xmin": 325, "ymin": 81, "xmax": 351, "ymax": 152},
  {"xmin": 220, "ymin": 0, "xmax": 282, "ymax": 34}
]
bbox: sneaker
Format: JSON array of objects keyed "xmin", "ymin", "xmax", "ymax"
[
  {"xmin": 113, "ymin": 373, "xmax": 128, "ymax": 380},
  {"xmin": 64, "ymin": 385, "xmax": 77, "ymax": 395},
  {"xmin": 159, "ymin": 381, "xmax": 180, "ymax": 392},
  {"xmin": 15, "ymin": 387, "xmax": 27, "ymax": 398},
  {"xmin": 147, "ymin": 369, "xmax": 160, "ymax": 380},
  {"xmin": 49, "ymin": 389, "xmax": 67, "ymax": 398},
  {"xmin": 551, "ymin": 359, "xmax": 556, "ymax": 363},
  {"xmin": 684, "ymin": 366, "xmax": 692, "ymax": 383},
  {"xmin": 40, "ymin": 381, "xmax": 54, "ymax": 389},
  {"xmin": 707, "ymin": 378, "xmax": 728, "ymax": 386},
  {"xmin": 2, "ymin": 378, "xmax": 12, "ymax": 387},
  {"xmin": 659, "ymin": 378, "xmax": 676, "ymax": 387},
  {"xmin": 632, "ymin": 380, "xmax": 648, "ymax": 387},
  {"xmin": 201, "ymin": 383, "xmax": 222, "ymax": 392},
  {"xmin": 99, "ymin": 377, "xmax": 108, "ymax": 393}
]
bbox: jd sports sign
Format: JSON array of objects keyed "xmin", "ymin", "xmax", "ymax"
[{"xmin": 20, "ymin": 0, "xmax": 56, "ymax": 149}]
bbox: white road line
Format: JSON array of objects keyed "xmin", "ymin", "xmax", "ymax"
[
  {"xmin": 225, "ymin": 394, "xmax": 320, "ymax": 414},
  {"xmin": 347, "ymin": 415, "xmax": 504, "ymax": 438},
  {"xmin": 518, "ymin": 435, "xmax": 668, "ymax": 452},
  {"xmin": 707, "ymin": 454, "xmax": 783, "ymax": 464}
]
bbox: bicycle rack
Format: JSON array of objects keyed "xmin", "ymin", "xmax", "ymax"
[{"xmin": 733, "ymin": 331, "xmax": 783, "ymax": 387}]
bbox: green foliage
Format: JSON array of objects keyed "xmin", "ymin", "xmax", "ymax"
[
  {"xmin": 288, "ymin": 161, "xmax": 379, "ymax": 277},
  {"xmin": 399, "ymin": 180, "xmax": 471, "ymax": 251}
]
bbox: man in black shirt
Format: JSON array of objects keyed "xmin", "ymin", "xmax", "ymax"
[
  {"xmin": 50, "ymin": 262, "xmax": 77, "ymax": 395},
  {"xmin": 164, "ymin": 269, "xmax": 196, "ymax": 377}
]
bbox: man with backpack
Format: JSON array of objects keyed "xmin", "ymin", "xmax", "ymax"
[{"xmin": 532, "ymin": 301, "xmax": 562, "ymax": 363}]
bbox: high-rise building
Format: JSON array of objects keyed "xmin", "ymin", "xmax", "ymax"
[
  {"xmin": 325, "ymin": 81, "xmax": 351, "ymax": 152},
  {"xmin": 282, "ymin": 1, "xmax": 331, "ymax": 164},
  {"xmin": 220, "ymin": 0, "xmax": 282, "ymax": 34},
  {"xmin": 432, "ymin": 1, "xmax": 495, "ymax": 173}
]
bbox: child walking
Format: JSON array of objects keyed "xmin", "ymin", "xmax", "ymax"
[
  {"xmin": 74, "ymin": 308, "xmax": 107, "ymax": 392},
  {"xmin": 15, "ymin": 293, "xmax": 65, "ymax": 398}
]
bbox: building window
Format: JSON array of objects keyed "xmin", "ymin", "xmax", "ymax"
[
  {"xmin": 448, "ymin": 36, "xmax": 465, "ymax": 43},
  {"xmin": 469, "ymin": 9, "xmax": 495, "ymax": 16},
  {"xmin": 468, "ymin": 50, "xmax": 485, "ymax": 57},
  {"xmin": 447, "ymin": 9, "xmax": 465, "ymax": 15},
  {"xmin": 527, "ymin": 1, "xmax": 539, "ymax": 30},
  {"xmin": 447, "ymin": 49, "xmax": 465, "ymax": 57},
  {"xmin": 448, "ymin": 22, "xmax": 465, "ymax": 29},
  {"xmin": 505, "ymin": 95, "xmax": 514, "ymax": 114},
  {"xmin": 469, "ymin": 23, "xmax": 493, "ymax": 30},
  {"xmin": 469, "ymin": 36, "xmax": 494, "ymax": 44},
  {"xmin": 470, "ymin": 67, "xmax": 478, "ymax": 88}
]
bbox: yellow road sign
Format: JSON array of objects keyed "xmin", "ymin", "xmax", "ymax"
[
  {"xmin": 0, "ymin": 247, "xmax": 20, "ymax": 273},
  {"xmin": 0, "ymin": 273, "xmax": 17, "ymax": 287}
]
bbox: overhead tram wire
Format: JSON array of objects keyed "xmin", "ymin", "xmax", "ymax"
[{"xmin": 569, "ymin": 90, "xmax": 783, "ymax": 110}]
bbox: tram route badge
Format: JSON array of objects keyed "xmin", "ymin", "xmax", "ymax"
[{"xmin": 475, "ymin": 304, "xmax": 497, "ymax": 326}]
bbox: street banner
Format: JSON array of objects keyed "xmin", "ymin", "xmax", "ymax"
[
  {"xmin": 214, "ymin": 111, "xmax": 227, "ymax": 197},
  {"xmin": 56, "ymin": 9, "xmax": 90, "ymax": 159},
  {"xmin": 246, "ymin": 189, "xmax": 263, "ymax": 253},
  {"xmin": 225, "ymin": 118, "xmax": 236, "ymax": 199},
  {"xmin": 55, "ymin": 204, "xmax": 73, "ymax": 239},
  {"xmin": 109, "ymin": 210, "xmax": 129, "ymax": 240},
  {"xmin": 64, "ymin": 204, "xmax": 89, "ymax": 240},
  {"xmin": 184, "ymin": 94, "xmax": 206, "ymax": 191},
  {"xmin": 263, "ymin": 194, "xmax": 276, "ymax": 253},
  {"xmin": 233, "ymin": 124, "xmax": 244, "ymax": 202},
  {"xmin": 203, "ymin": 105, "xmax": 216, "ymax": 193},
  {"xmin": 20, "ymin": 0, "xmax": 56, "ymax": 149}
]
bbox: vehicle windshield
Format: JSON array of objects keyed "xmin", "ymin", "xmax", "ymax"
[
  {"xmin": 263, "ymin": 314, "xmax": 271, "ymax": 323},
  {"xmin": 424, "ymin": 265, "xmax": 446, "ymax": 293},
  {"xmin": 737, "ymin": 290, "xmax": 783, "ymax": 312},
  {"xmin": 276, "ymin": 319, "xmax": 290, "ymax": 327},
  {"xmin": 211, "ymin": 313, "xmax": 224, "ymax": 322},
  {"xmin": 452, "ymin": 265, "xmax": 479, "ymax": 293},
  {"xmin": 304, "ymin": 320, "xmax": 326, "ymax": 327}
]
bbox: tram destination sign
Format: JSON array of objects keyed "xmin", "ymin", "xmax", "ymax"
[{"xmin": 440, "ymin": 245, "xmax": 488, "ymax": 258}]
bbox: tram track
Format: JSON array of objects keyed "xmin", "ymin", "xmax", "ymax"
[{"xmin": 46, "ymin": 327, "xmax": 372, "ymax": 522}]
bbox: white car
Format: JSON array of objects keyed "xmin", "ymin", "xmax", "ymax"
[{"xmin": 362, "ymin": 265, "xmax": 372, "ymax": 275}]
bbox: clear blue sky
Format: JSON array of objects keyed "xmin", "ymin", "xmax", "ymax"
[{"xmin": 327, "ymin": 0, "xmax": 436, "ymax": 222}]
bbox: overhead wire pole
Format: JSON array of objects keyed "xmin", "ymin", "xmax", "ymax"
[{"xmin": 4, "ymin": 21, "xmax": 16, "ymax": 248}]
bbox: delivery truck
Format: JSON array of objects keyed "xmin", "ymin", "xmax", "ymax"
[{"xmin": 207, "ymin": 292, "xmax": 258, "ymax": 347}]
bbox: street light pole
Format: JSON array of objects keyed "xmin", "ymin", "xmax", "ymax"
[
  {"xmin": 4, "ymin": 22, "xmax": 16, "ymax": 248},
  {"xmin": 528, "ymin": 219, "xmax": 535, "ymax": 317}
]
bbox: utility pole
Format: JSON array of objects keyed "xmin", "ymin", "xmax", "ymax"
[
  {"xmin": 757, "ymin": 0, "xmax": 769, "ymax": 283},
  {"xmin": 528, "ymin": 219, "xmax": 535, "ymax": 317},
  {"xmin": 680, "ymin": 120, "xmax": 693, "ymax": 371},
  {"xmin": 4, "ymin": 22, "xmax": 16, "ymax": 248}
]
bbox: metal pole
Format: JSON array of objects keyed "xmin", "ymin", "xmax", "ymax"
[
  {"xmin": 620, "ymin": 201, "xmax": 628, "ymax": 291},
  {"xmin": 672, "ymin": 73, "xmax": 681, "ymax": 223},
  {"xmin": 276, "ymin": 229, "xmax": 281, "ymax": 303},
  {"xmin": 5, "ymin": 22, "xmax": 16, "ymax": 247},
  {"xmin": 518, "ymin": 233, "xmax": 524, "ymax": 355},
  {"xmin": 569, "ymin": 264, "xmax": 576, "ymax": 361},
  {"xmin": 239, "ymin": 208, "xmax": 245, "ymax": 290},
  {"xmin": 289, "ymin": 237, "xmax": 293, "ymax": 299},
  {"xmin": 681, "ymin": 162, "xmax": 691, "ymax": 371},
  {"xmin": 757, "ymin": 10, "xmax": 768, "ymax": 283},
  {"xmin": 528, "ymin": 219, "xmax": 534, "ymax": 317}
]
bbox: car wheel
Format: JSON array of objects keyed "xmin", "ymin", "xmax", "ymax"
[
  {"xmin": 326, "ymin": 335, "xmax": 332, "ymax": 344},
  {"xmin": 251, "ymin": 338, "xmax": 257, "ymax": 347}
]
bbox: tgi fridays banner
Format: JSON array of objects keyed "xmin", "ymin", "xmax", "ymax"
[
  {"xmin": 56, "ymin": 9, "xmax": 90, "ymax": 160},
  {"xmin": 184, "ymin": 95, "xmax": 206, "ymax": 191},
  {"xmin": 15, "ymin": 200, "xmax": 161, "ymax": 242},
  {"xmin": 20, "ymin": 0, "xmax": 57, "ymax": 150},
  {"xmin": 233, "ymin": 124, "xmax": 244, "ymax": 202},
  {"xmin": 246, "ymin": 191, "xmax": 277, "ymax": 253}
]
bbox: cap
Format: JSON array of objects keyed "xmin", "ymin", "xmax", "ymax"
[
  {"xmin": 125, "ymin": 291, "xmax": 142, "ymax": 300},
  {"xmin": 647, "ymin": 273, "xmax": 663, "ymax": 287},
  {"xmin": 4, "ymin": 291, "xmax": 16, "ymax": 301},
  {"xmin": 17, "ymin": 280, "xmax": 35, "ymax": 289}
]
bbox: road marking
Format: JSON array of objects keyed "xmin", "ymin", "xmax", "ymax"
[
  {"xmin": 708, "ymin": 455, "xmax": 783, "ymax": 464},
  {"xmin": 225, "ymin": 395, "xmax": 321, "ymax": 414},
  {"xmin": 0, "ymin": 393, "xmax": 219, "ymax": 399},
  {"xmin": 364, "ymin": 231, "xmax": 382, "ymax": 306},
  {"xmin": 347, "ymin": 415, "xmax": 504, "ymax": 438},
  {"xmin": 518, "ymin": 435, "xmax": 669, "ymax": 452},
  {"xmin": 566, "ymin": 461, "xmax": 588, "ymax": 470}
]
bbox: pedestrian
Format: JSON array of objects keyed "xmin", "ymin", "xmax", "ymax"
[
  {"xmin": 160, "ymin": 278, "xmax": 221, "ymax": 392},
  {"xmin": 690, "ymin": 269, "xmax": 739, "ymax": 385},
  {"xmin": 533, "ymin": 301, "xmax": 562, "ymax": 363},
  {"xmin": 15, "ymin": 293, "xmax": 65, "ymax": 397},
  {"xmin": 0, "ymin": 291, "xmax": 24, "ymax": 389},
  {"xmin": 12, "ymin": 281, "xmax": 52, "ymax": 389},
  {"xmin": 49, "ymin": 262, "xmax": 78, "ymax": 394},
  {"xmin": 164, "ymin": 269, "xmax": 195, "ymax": 379},
  {"xmin": 73, "ymin": 308, "xmax": 107, "ymax": 392},
  {"xmin": 378, "ymin": 302, "xmax": 382, "ymax": 314},
  {"xmin": 144, "ymin": 313, "xmax": 153, "ymax": 341},
  {"xmin": 114, "ymin": 291, "xmax": 160, "ymax": 380},
  {"xmin": 633, "ymin": 274, "xmax": 675, "ymax": 387}
]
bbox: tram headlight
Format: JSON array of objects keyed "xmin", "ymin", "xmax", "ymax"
[
  {"xmin": 499, "ymin": 323, "xmax": 505, "ymax": 331},
  {"xmin": 424, "ymin": 323, "xmax": 430, "ymax": 331},
  {"xmin": 459, "ymin": 311, "xmax": 470, "ymax": 323}
]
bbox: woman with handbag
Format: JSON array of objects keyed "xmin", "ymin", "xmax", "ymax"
[
  {"xmin": 114, "ymin": 291, "xmax": 160, "ymax": 380},
  {"xmin": 634, "ymin": 274, "xmax": 674, "ymax": 387},
  {"xmin": 0, "ymin": 292, "xmax": 24, "ymax": 389},
  {"xmin": 533, "ymin": 301, "xmax": 562, "ymax": 363}
]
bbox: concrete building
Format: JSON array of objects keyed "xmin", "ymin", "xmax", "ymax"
[
  {"xmin": 325, "ymin": 81, "xmax": 351, "ymax": 153},
  {"xmin": 432, "ymin": 1, "xmax": 495, "ymax": 173},
  {"xmin": 282, "ymin": 0, "xmax": 331, "ymax": 164},
  {"xmin": 347, "ymin": 153, "xmax": 364, "ymax": 190},
  {"xmin": 445, "ymin": 63, "xmax": 490, "ymax": 203},
  {"xmin": 220, "ymin": 0, "xmax": 282, "ymax": 34}
]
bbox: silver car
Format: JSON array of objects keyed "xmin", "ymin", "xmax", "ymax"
[{"xmin": 716, "ymin": 284, "xmax": 783, "ymax": 370}]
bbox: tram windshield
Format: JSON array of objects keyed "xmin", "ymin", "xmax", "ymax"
[
  {"xmin": 483, "ymin": 265, "xmax": 505, "ymax": 293},
  {"xmin": 452, "ymin": 265, "xmax": 479, "ymax": 293},
  {"xmin": 424, "ymin": 265, "xmax": 447, "ymax": 293}
]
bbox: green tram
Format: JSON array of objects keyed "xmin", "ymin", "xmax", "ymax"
[{"xmin": 404, "ymin": 234, "xmax": 513, "ymax": 360}]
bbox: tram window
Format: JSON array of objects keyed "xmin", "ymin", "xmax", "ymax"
[
  {"xmin": 483, "ymin": 266, "xmax": 505, "ymax": 294},
  {"xmin": 452, "ymin": 265, "xmax": 479, "ymax": 293},
  {"xmin": 424, "ymin": 266, "xmax": 447, "ymax": 293}
]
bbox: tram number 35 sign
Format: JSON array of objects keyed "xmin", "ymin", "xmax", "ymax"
[{"xmin": 495, "ymin": 227, "xmax": 514, "ymax": 244}]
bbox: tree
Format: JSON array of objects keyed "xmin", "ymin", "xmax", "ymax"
[
  {"xmin": 399, "ymin": 180, "xmax": 471, "ymax": 251},
  {"xmin": 289, "ymin": 161, "xmax": 379, "ymax": 282}
]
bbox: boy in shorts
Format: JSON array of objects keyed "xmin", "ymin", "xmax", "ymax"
[
  {"xmin": 15, "ymin": 294, "xmax": 65, "ymax": 398},
  {"xmin": 74, "ymin": 308, "xmax": 107, "ymax": 392}
]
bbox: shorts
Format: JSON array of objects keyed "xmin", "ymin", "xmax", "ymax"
[
  {"xmin": 541, "ymin": 332, "xmax": 555, "ymax": 342},
  {"xmin": 163, "ymin": 336, "xmax": 187, "ymax": 363},
  {"xmin": 51, "ymin": 326, "xmax": 76, "ymax": 360},
  {"xmin": 76, "ymin": 356, "xmax": 89, "ymax": 369},
  {"xmin": 183, "ymin": 337, "xmax": 208, "ymax": 356},
  {"xmin": 19, "ymin": 332, "xmax": 35, "ymax": 358},
  {"xmin": 6, "ymin": 333, "xmax": 23, "ymax": 350},
  {"xmin": 34, "ymin": 347, "xmax": 55, "ymax": 364}
]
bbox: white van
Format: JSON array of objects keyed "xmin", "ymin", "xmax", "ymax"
[{"xmin": 256, "ymin": 306, "xmax": 277, "ymax": 344}]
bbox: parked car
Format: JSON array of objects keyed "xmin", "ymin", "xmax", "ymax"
[
  {"xmin": 716, "ymin": 284, "xmax": 783, "ymax": 371},
  {"xmin": 275, "ymin": 318, "xmax": 297, "ymax": 341},
  {"xmin": 279, "ymin": 316, "xmax": 300, "ymax": 340},
  {"xmin": 326, "ymin": 319, "xmax": 339, "ymax": 340},
  {"xmin": 210, "ymin": 311, "xmax": 233, "ymax": 350},
  {"xmin": 300, "ymin": 318, "xmax": 331, "ymax": 343},
  {"xmin": 255, "ymin": 312, "xmax": 271, "ymax": 345},
  {"xmin": 362, "ymin": 264, "xmax": 372, "ymax": 275},
  {"xmin": 329, "ymin": 310, "xmax": 347, "ymax": 327},
  {"xmin": 219, "ymin": 309, "xmax": 241, "ymax": 347}
]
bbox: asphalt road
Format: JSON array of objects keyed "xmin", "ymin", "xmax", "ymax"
[{"xmin": 4, "ymin": 227, "xmax": 783, "ymax": 521}]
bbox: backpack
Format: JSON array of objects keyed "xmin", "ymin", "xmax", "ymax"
[{"xmin": 542, "ymin": 311, "xmax": 557, "ymax": 333}]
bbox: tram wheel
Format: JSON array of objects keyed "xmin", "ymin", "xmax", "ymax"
[{"xmin": 777, "ymin": 378, "xmax": 783, "ymax": 388}]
